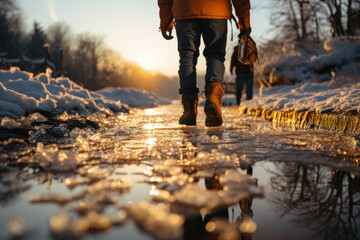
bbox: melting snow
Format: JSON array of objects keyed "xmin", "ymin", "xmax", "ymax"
[
  {"xmin": 0, "ymin": 68, "xmax": 170, "ymax": 119},
  {"xmin": 242, "ymin": 37, "xmax": 360, "ymax": 112}
]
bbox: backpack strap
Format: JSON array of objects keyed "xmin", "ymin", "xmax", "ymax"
[{"xmin": 231, "ymin": 14, "xmax": 239, "ymax": 29}]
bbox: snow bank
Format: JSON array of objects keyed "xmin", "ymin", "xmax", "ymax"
[
  {"xmin": 241, "ymin": 81, "xmax": 360, "ymax": 112},
  {"xmin": 310, "ymin": 37, "xmax": 360, "ymax": 80},
  {"xmin": 242, "ymin": 37, "xmax": 360, "ymax": 112},
  {"xmin": 0, "ymin": 68, "xmax": 170, "ymax": 119},
  {"xmin": 96, "ymin": 88, "xmax": 170, "ymax": 109},
  {"xmin": 257, "ymin": 37, "xmax": 360, "ymax": 86}
]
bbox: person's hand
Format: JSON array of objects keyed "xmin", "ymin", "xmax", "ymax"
[
  {"xmin": 161, "ymin": 27, "xmax": 173, "ymax": 40},
  {"xmin": 161, "ymin": 17, "xmax": 174, "ymax": 40},
  {"xmin": 238, "ymin": 28, "xmax": 252, "ymax": 38}
]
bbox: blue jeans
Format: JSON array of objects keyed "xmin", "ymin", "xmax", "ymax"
[
  {"xmin": 175, "ymin": 19, "xmax": 227, "ymax": 95},
  {"xmin": 236, "ymin": 73, "xmax": 253, "ymax": 104}
]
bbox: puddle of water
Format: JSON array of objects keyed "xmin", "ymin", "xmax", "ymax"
[{"xmin": 1, "ymin": 103, "xmax": 359, "ymax": 239}]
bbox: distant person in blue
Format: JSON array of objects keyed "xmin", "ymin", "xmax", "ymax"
[{"xmin": 230, "ymin": 44, "xmax": 254, "ymax": 105}]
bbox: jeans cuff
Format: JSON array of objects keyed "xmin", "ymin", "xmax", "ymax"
[{"xmin": 179, "ymin": 88, "xmax": 200, "ymax": 95}]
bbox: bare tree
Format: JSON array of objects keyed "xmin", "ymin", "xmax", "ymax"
[
  {"xmin": 269, "ymin": 0, "xmax": 360, "ymax": 44},
  {"xmin": 318, "ymin": 0, "xmax": 360, "ymax": 36},
  {"xmin": 47, "ymin": 22, "xmax": 72, "ymax": 76},
  {"xmin": 269, "ymin": 163, "xmax": 360, "ymax": 239},
  {"xmin": 25, "ymin": 22, "xmax": 47, "ymax": 59},
  {"xmin": 68, "ymin": 33, "xmax": 104, "ymax": 90},
  {"xmin": 0, "ymin": 0, "xmax": 25, "ymax": 58},
  {"xmin": 346, "ymin": 0, "xmax": 360, "ymax": 35},
  {"xmin": 320, "ymin": 0, "xmax": 346, "ymax": 36},
  {"xmin": 270, "ymin": 0, "xmax": 328, "ymax": 44}
]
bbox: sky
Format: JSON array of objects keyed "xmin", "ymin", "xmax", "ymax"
[{"xmin": 17, "ymin": 0, "xmax": 273, "ymax": 76}]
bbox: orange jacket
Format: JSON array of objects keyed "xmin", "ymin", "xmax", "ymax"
[{"xmin": 158, "ymin": 0, "xmax": 251, "ymax": 31}]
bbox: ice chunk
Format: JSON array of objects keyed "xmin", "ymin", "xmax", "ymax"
[
  {"xmin": 57, "ymin": 111, "xmax": 70, "ymax": 121},
  {"xmin": 86, "ymin": 178, "xmax": 131, "ymax": 194},
  {"xmin": 89, "ymin": 132, "xmax": 101, "ymax": 141},
  {"xmin": 172, "ymin": 184, "xmax": 223, "ymax": 209},
  {"xmin": 127, "ymin": 201, "xmax": 185, "ymax": 239},
  {"xmin": 50, "ymin": 211, "xmax": 70, "ymax": 234},
  {"xmin": 143, "ymin": 165, "xmax": 191, "ymax": 188},
  {"xmin": 6, "ymin": 216, "xmax": 26, "ymax": 238},
  {"xmin": 239, "ymin": 216, "xmax": 257, "ymax": 233},
  {"xmin": 220, "ymin": 170, "xmax": 252, "ymax": 186},
  {"xmin": 211, "ymin": 135, "xmax": 219, "ymax": 142},
  {"xmin": 112, "ymin": 210, "xmax": 128, "ymax": 225},
  {"xmin": 204, "ymin": 216, "xmax": 257, "ymax": 239},
  {"xmin": 86, "ymin": 211, "xmax": 112, "ymax": 231},
  {"xmin": 220, "ymin": 170, "xmax": 263, "ymax": 197},
  {"xmin": 71, "ymin": 217, "xmax": 90, "ymax": 236},
  {"xmin": 36, "ymin": 143, "xmax": 78, "ymax": 172},
  {"xmin": 86, "ymin": 167, "xmax": 110, "ymax": 181},
  {"xmin": 29, "ymin": 184, "xmax": 86, "ymax": 205},
  {"xmin": 72, "ymin": 200, "xmax": 102, "ymax": 214},
  {"xmin": 152, "ymin": 164, "xmax": 183, "ymax": 177},
  {"xmin": 193, "ymin": 169, "xmax": 215, "ymax": 178},
  {"xmin": 1, "ymin": 116, "xmax": 21, "ymax": 128},
  {"xmin": 76, "ymin": 135, "xmax": 90, "ymax": 152},
  {"xmin": 49, "ymin": 210, "xmax": 113, "ymax": 237},
  {"xmin": 197, "ymin": 133, "xmax": 212, "ymax": 143},
  {"xmin": 70, "ymin": 127, "xmax": 81, "ymax": 138},
  {"xmin": 65, "ymin": 177, "xmax": 89, "ymax": 189},
  {"xmin": 149, "ymin": 169, "xmax": 263, "ymax": 214},
  {"xmin": 27, "ymin": 112, "xmax": 48, "ymax": 123},
  {"xmin": 150, "ymin": 187, "xmax": 174, "ymax": 202},
  {"xmin": 190, "ymin": 150, "xmax": 239, "ymax": 168}
]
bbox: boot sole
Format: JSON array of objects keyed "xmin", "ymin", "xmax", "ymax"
[
  {"xmin": 179, "ymin": 120, "xmax": 196, "ymax": 126},
  {"xmin": 204, "ymin": 101, "xmax": 223, "ymax": 127}
]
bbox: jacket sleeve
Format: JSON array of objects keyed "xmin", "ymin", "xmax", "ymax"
[
  {"xmin": 232, "ymin": 0, "xmax": 251, "ymax": 30},
  {"xmin": 158, "ymin": 0, "xmax": 174, "ymax": 31}
]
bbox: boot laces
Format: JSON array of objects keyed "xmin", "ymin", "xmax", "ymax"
[
  {"xmin": 216, "ymin": 88, "xmax": 223, "ymax": 104},
  {"xmin": 202, "ymin": 87, "xmax": 223, "ymax": 103}
]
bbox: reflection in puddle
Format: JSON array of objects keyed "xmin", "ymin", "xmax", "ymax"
[
  {"xmin": 268, "ymin": 162, "xmax": 360, "ymax": 239},
  {"xmin": 0, "ymin": 103, "xmax": 359, "ymax": 239}
]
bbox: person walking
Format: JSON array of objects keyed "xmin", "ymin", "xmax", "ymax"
[
  {"xmin": 158, "ymin": 0, "xmax": 251, "ymax": 127},
  {"xmin": 230, "ymin": 44, "xmax": 254, "ymax": 105}
]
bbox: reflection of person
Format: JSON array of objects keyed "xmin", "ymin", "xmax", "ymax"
[
  {"xmin": 158, "ymin": 0, "xmax": 251, "ymax": 127},
  {"xmin": 230, "ymin": 45, "xmax": 254, "ymax": 105},
  {"xmin": 183, "ymin": 173, "xmax": 256, "ymax": 240}
]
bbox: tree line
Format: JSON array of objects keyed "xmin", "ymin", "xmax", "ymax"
[
  {"xmin": 269, "ymin": 0, "xmax": 360, "ymax": 45},
  {"xmin": 0, "ymin": 0, "xmax": 178, "ymax": 98},
  {"xmin": 2, "ymin": 0, "xmax": 359, "ymax": 95},
  {"xmin": 255, "ymin": 0, "xmax": 360, "ymax": 87}
]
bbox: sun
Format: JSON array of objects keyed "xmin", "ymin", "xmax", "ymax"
[{"xmin": 137, "ymin": 53, "xmax": 158, "ymax": 71}]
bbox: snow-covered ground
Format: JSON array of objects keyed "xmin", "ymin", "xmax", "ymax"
[
  {"xmin": 97, "ymin": 88, "xmax": 170, "ymax": 109},
  {"xmin": 1, "ymin": 37, "xmax": 359, "ymax": 120},
  {"xmin": 240, "ymin": 80, "xmax": 360, "ymax": 112},
  {"xmin": 0, "ymin": 68, "xmax": 170, "ymax": 119},
  {"xmin": 239, "ymin": 37, "xmax": 360, "ymax": 112}
]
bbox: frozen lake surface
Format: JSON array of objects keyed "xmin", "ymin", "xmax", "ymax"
[{"xmin": 1, "ymin": 102, "xmax": 359, "ymax": 240}]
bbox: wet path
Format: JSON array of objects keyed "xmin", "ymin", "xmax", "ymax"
[{"xmin": 1, "ymin": 102, "xmax": 360, "ymax": 240}]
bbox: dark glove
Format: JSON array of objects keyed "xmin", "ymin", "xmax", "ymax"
[
  {"xmin": 161, "ymin": 28, "xmax": 173, "ymax": 40},
  {"xmin": 238, "ymin": 28, "xmax": 252, "ymax": 38},
  {"xmin": 161, "ymin": 17, "xmax": 174, "ymax": 40}
]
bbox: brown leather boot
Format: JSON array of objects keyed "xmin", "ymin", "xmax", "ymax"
[
  {"xmin": 204, "ymin": 82, "xmax": 225, "ymax": 127},
  {"xmin": 179, "ymin": 94, "xmax": 198, "ymax": 126}
]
